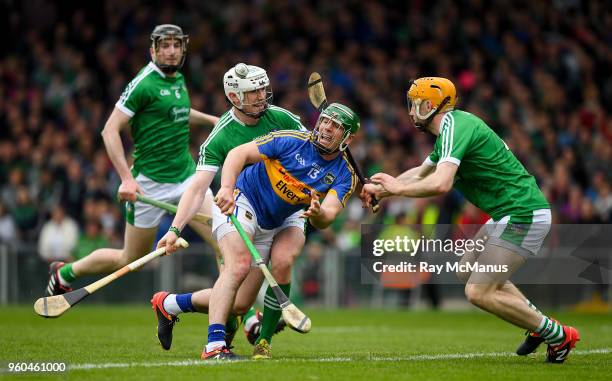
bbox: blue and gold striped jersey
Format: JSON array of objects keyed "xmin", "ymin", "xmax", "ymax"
[{"xmin": 236, "ymin": 130, "xmax": 357, "ymax": 229}]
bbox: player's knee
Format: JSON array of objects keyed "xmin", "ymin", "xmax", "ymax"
[
  {"xmin": 271, "ymin": 255, "xmax": 296, "ymax": 282},
  {"xmin": 232, "ymin": 300, "xmax": 251, "ymax": 315},
  {"xmin": 464, "ymin": 284, "xmax": 488, "ymax": 307},
  {"xmin": 227, "ymin": 256, "xmax": 252, "ymax": 282}
]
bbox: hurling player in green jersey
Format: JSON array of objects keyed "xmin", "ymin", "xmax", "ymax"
[
  {"xmin": 152, "ymin": 63, "xmax": 306, "ymax": 357},
  {"xmin": 45, "ymin": 25, "xmax": 220, "ymax": 296},
  {"xmin": 362, "ymin": 77, "xmax": 579, "ymax": 364}
]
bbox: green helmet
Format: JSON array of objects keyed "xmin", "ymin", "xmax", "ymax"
[
  {"xmin": 322, "ymin": 103, "xmax": 360, "ymax": 134},
  {"xmin": 313, "ymin": 103, "xmax": 360, "ymax": 154}
]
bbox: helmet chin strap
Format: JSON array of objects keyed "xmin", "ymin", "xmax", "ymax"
[
  {"xmin": 414, "ymin": 96, "xmax": 450, "ymax": 133},
  {"xmin": 236, "ymin": 105, "xmax": 268, "ymax": 119}
]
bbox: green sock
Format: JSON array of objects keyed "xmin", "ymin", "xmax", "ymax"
[
  {"xmin": 243, "ymin": 306, "xmax": 257, "ymax": 330},
  {"xmin": 59, "ymin": 263, "xmax": 76, "ymax": 283},
  {"xmin": 258, "ymin": 283, "xmax": 290, "ymax": 344},
  {"xmin": 226, "ymin": 315, "xmax": 240, "ymax": 333},
  {"xmin": 536, "ymin": 316, "xmax": 565, "ymax": 346},
  {"xmin": 243, "ymin": 306, "xmax": 256, "ymax": 321}
]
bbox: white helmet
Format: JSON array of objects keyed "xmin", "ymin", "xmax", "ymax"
[{"xmin": 223, "ymin": 63, "xmax": 272, "ymax": 117}]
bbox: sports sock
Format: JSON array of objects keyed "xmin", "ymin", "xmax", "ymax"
[
  {"xmin": 58, "ymin": 263, "xmax": 76, "ymax": 284},
  {"xmin": 163, "ymin": 293, "xmax": 194, "ymax": 315},
  {"xmin": 243, "ymin": 307, "xmax": 258, "ymax": 332},
  {"xmin": 258, "ymin": 283, "xmax": 290, "ymax": 344},
  {"xmin": 226, "ymin": 315, "xmax": 239, "ymax": 333},
  {"xmin": 536, "ymin": 316, "xmax": 565, "ymax": 346},
  {"xmin": 176, "ymin": 293, "xmax": 195, "ymax": 312},
  {"xmin": 206, "ymin": 323, "xmax": 226, "ymax": 352}
]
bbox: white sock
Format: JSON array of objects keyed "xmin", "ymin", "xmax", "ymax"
[
  {"xmin": 162, "ymin": 294, "xmax": 183, "ymax": 316},
  {"xmin": 205, "ymin": 341, "xmax": 226, "ymax": 353}
]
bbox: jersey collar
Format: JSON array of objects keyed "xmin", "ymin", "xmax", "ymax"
[
  {"xmin": 148, "ymin": 62, "xmax": 166, "ymax": 78},
  {"xmin": 229, "ymin": 108, "xmax": 245, "ymax": 126}
]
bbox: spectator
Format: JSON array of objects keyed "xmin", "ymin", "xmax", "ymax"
[
  {"xmin": 0, "ymin": 201, "xmax": 17, "ymax": 243},
  {"xmin": 38, "ymin": 205, "xmax": 78, "ymax": 263},
  {"xmin": 74, "ymin": 219, "xmax": 109, "ymax": 260},
  {"xmin": 12, "ymin": 186, "xmax": 38, "ymax": 241}
]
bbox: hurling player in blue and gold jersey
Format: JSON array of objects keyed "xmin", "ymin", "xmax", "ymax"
[{"xmin": 204, "ymin": 103, "xmax": 359, "ymax": 360}]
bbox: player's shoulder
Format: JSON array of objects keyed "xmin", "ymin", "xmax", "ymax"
[
  {"xmin": 133, "ymin": 63, "xmax": 163, "ymax": 83},
  {"xmin": 123, "ymin": 63, "xmax": 162, "ymax": 93},
  {"xmin": 202, "ymin": 111, "xmax": 238, "ymax": 147},
  {"xmin": 266, "ymin": 105, "xmax": 305, "ymax": 129},
  {"xmin": 269, "ymin": 129, "xmax": 312, "ymax": 141},
  {"xmin": 441, "ymin": 110, "xmax": 485, "ymax": 135}
]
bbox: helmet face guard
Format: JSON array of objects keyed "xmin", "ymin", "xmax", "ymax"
[
  {"xmin": 238, "ymin": 86, "xmax": 273, "ymax": 118},
  {"xmin": 151, "ymin": 24, "xmax": 189, "ymax": 74},
  {"xmin": 407, "ymin": 78, "xmax": 455, "ymax": 132},
  {"xmin": 312, "ymin": 103, "xmax": 360, "ymax": 154},
  {"xmin": 224, "ymin": 63, "xmax": 273, "ymax": 118}
]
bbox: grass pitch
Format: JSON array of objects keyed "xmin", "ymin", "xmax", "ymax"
[{"xmin": 0, "ymin": 306, "xmax": 610, "ymax": 380}]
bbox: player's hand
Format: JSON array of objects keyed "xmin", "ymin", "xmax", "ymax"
[
  {"xmin": 370, "ymin": 173, "xmax": 403, "ymax": 195},
  {"xmin": 158, "ymin": 231, "xmax": 181, "ymax": 254},
  {"xmin": 360, "ymin": 183, "xmax": 381, "ymax": 208},
  {"xmin": 117, "ymin": 178, "xmax": 142, "ymax": 202},
  {"xmin": 215, "ymin": 186, "xmax": 236, "ymax": 215},
  {"xmin": 301, "ymin": 192, "xmax": 322, "ymax": 219}
]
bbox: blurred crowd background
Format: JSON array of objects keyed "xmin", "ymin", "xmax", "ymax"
[{"xmin": 0, "ymin": 0, "xmax": 610, "ymax": 304}]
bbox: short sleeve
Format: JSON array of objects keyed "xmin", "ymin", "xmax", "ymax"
[
  {"xmin": 196, "ymin": 138, "xmax": 224, "ymax": 173},
  {"xmin": 329, "ymin": 164, "xmax": 357, "ymax": 207},
  {"xmin": 437, "ymin": 113, "xmax": 471, "ymax": 166},
  {"xmin": 115, "ymin": 76, "xmax": 149, "ymax": 117}
]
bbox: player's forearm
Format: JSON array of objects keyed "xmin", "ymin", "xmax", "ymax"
[
  {"xmin": 189, "ymin": 109, "xmax": 219, "ymax": 126},
  {"xmin": 397, "ymin": 166, "xmax": 421, "ymax": 182},
  {"xmin": 398, "ymin": 174, "xmax": 451, "ymax": 198},
  {"xmin": 397, "ymin": 164, "xmax": 433, "ymax": 184},
  {"xmin": 308, "ymin": 201, "xmax": 342, "ymax": 230},
  {"xmin": 307, "ymin": 209, "xmax": 335, "ymax": 230},
  {"xmin": 172, "ymin": 184, "xmax": 207, "ymax": 231},
  {"xmin": 220, "ymin": 149, "xmax": 248, "ymax": 189},
  {"xmin": 101, "ymin": 128, "xmax": 133, "ymax": 182}
]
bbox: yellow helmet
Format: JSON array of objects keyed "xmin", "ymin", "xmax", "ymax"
[{"xmin": 407, "ymin": 77, "xmax": 457, "ymax": 121}]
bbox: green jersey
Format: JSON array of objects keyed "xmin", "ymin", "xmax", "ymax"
[
  {"xmin": 197, "ymin": 105, "xmax": 306, "ymax": 173},
  {"xmin": 427, "ymin": 110, "xmax": 549, "ymax": 220},
  {"xmin": 116, "ymin": 62, "xmax": 194, "ymax": 183}
]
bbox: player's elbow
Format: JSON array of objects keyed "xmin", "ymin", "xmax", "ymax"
[
  {"xmin": 101, "ymin": 121, "xmax": 118, "ymax": 140},
  {"xmin": 433, "ymin": 178, "xmax": 453, "ymax": 194}
]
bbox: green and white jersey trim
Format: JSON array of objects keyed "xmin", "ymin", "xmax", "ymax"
[
  {"xmin": 438, "ymin": 113, "xmax": 461, "ymax": 166},
  {"xmin": 196, "ymin": 111, "xmax": 234, "ymax": 173},
  {"xmin": 115, "ymin": 62, "xmax": 165, "ymax": 117},
  {"xmin": 268, "ymin": 105, "xmax": 303, "ymax": 127}
]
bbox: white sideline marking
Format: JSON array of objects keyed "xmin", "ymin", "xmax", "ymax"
[{"xmin": 70, "ymin": 348, "xmax": 612, "ymax": 370}]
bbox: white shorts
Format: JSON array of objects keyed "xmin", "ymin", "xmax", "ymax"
[
  {"xmin": 485, "ymin": 209, "xmax": 551, "ymax": 257},
  {"xmin": 126, "ymin": 173, "xmax": 213, "ymax": 228},
  {"xmin": 212, "ymin": 191, "xmax": 306, "ymax": 266}
]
